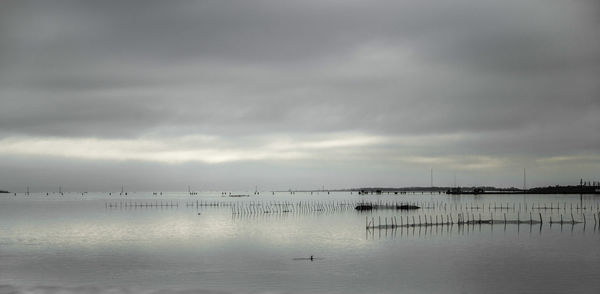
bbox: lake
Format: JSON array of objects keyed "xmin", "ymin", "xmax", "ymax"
[{"xmin": 1, "ymin": 191, "xmax": 599, "ymax": 294}]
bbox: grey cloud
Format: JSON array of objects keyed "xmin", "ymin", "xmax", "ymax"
[
  {"xmin": 5, "ymin": 0, "xmax": 598, "ymax": 69},
  {"xmin": 0, "ymin": 0, "xmax": 599, "ymax": 189}
]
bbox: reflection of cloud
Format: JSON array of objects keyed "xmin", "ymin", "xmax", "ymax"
[
  {"xmin": 8, "ymin": 214, "xmax": 235, "ymax": 248},
  {"xmin": 6, "ymin": 208, "xmax": 370, "ymax": 250}
]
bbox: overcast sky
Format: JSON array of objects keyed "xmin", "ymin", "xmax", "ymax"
[{"xmin": 1, "ymin": 0, "xmax": 599, "ymax": 192}]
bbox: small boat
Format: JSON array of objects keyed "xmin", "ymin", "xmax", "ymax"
[
  {"xmin": 396, "ymin": 204, "xmax": 420, "ymax": 210},
  {"xmin": 355, "ymin": 204, "xmax": 374, "ymax": 211}
]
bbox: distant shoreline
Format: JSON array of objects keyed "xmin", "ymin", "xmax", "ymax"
[{"xmin": 274, "ymin": 185, "xmax": 600, "ymax": 195}]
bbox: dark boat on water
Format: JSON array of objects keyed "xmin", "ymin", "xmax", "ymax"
[
  {"xmin": 355, "ymin": 204, "xmax": 374, "ymax": 211},
  {"xmin": 355, "ymin": 204, "xmax": 420, "ymax": 211},
  {"xmin": 396, "ymin": 204, "xmax": 420, "ymax": 210}
]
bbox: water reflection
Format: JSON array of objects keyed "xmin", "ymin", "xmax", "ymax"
[
  {"xmin": 365, "ymin": 221, "xmax": 596, "ymax": 240},
  {"xmin": 2, "ymin": 192, "xmax": 600, "ymax": 294}
]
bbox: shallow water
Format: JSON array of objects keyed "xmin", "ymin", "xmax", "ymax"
[{"xmin": 1, "ymin": 191, "xmax": 599, "ymax": 294}]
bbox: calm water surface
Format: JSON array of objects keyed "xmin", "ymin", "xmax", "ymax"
[{"xmin": 1, "ymin": 191, "xmax": 599, "ymax": 294}]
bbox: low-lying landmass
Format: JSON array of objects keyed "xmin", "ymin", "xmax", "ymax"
[
  {"xmin": 282, "ymin": 181, "xmax": 600, "ymax": 195},
  {"xmin": 526, "ymin": 185, "xmax": 600, "ymax": 194},
  {"xmin": 352, "ymin": 183, "xmax": 600, "ymax": 195}
]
